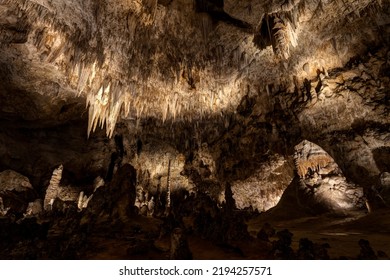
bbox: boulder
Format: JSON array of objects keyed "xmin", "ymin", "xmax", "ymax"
[{"xmin": 0, "ymin": 170, "xmax": 35, "ymax": 215}]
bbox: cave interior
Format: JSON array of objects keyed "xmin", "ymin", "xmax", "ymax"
[{"xmin": 0, "ymin": 0, "xmax": 389, "ymax": 260}]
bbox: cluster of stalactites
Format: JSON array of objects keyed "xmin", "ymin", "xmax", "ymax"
[
  {"xmin": 272, "ymin": 13, "xmax": 298, "ymax": 60},
  {"xmin": 86, "ymin": 78, "xmax": 129, "ymax": 138},
  {"xmin": 258, "ymin": 1, "xmax": 301, "ymax": 60},
  {"xmin": 10, "ymin": 0, "xmax": 253, "ymax": 138},
  {"xmin": 293, "ymin": 140, "xmax": 336, "ymax": 178},
  {"xmin": 82, "ymin": 68, "xmax": 241, "ymax": 138},
  {"xmin": 295, "ymin": 155, "xmax": 333, "ymax": 178},
  {"xmin": 262, "ymin": 0, "xmax": 384, "ymax": 60}
]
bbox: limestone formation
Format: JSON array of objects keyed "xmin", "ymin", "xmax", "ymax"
[
  {"xmin": 231, "ymin": 155, "xmax": 294, "ymax": 212},
  {"xmin": 0, "ymin": 197, "xmax": 10, "ymax": 215},
  {"xmin": 93, "ymin": 176, "xmax": 105, "ymax": 192},
  {"xmin": 0, "ymin": 170, "xmax": 33, "ymax": 192},
  {"xmin": 294, "ymin": 140, "xmax": 365, "ymax": 212},
  {"xmin": 77, "ymin": 191, "xmax": 89, "ymax": 211},
  {"xmin": 24, "ymin": 199, "xmax": 43, "ymax": 217},
  {"xmin": 0, "ymin": 0, "xmax": 389, "ymax": 260},
  {"xmin": 84, "ymin": 164, "xmax": 137, "ymax": 224},
  {"xmin": 294, "ymin": 140, "xmax": 338, "ymax": 179},
  {"xmin": 108, "ymin": 163, "xmax": 137, "ymax": 222},
  {"xmin": 44, "ymin": 165, "xmax": 63, "ymax": 211},
  {"xmin": 0, "ymin": 170, "xmax": 34, "ymax": 215},
  {"xmin": 147, "ymin": 196, "xmax": 155, "ymax": 217},
  {"xmin": 1, "ymin": 0, "xmax": 387, "ymax": 138}
]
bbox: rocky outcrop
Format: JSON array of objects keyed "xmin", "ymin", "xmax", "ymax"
[
  {"xmin": 294, "ymin": 140, "xmax": 365, "ymax": 213},
  {"xmin": 0, "ymin": 169, "xmax": 35, "ymax": 215},
  {"xmin": 24, "ymin": 199, "xmax": 43, "ymax": 217},
  {"xmin": 296, "ymin": 48, "xmax": 390, "ymax": 185},
  {"xmin": 232, "ymin": 154, "xmax": 295, "ymax": 212},
  {"xmin": 85, "ymin": 163, "xmax": 137, "ymax": 223},
  {"xmin": 0, "ymin": 169, "xmax": 33, "ymax": 192}
]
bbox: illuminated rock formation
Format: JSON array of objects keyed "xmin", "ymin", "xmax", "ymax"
[
  {"xmin": 294, "ymin": 140, "xmax": 337, "ymax": 179},
  {"xmin": 0, "ymin": 170, "xmax": 34, "ymax": 215},
  {"xmin": 24, "ymin": 199, "xmax": 43, "ymax": 217},
  {"xmin": 1, "ymin": 0, "xmax": 387, "ymax": 137},
  {"xmin": 0, "ymin": 170, "xmax": 33, "ymax": 192},
  {"xmin": 294, "ymin": 140, "xmax": 365, "ymax": 212},
  {"xmin": 43, "ymin": 165, "xmax": 63, "ymax": 211},
  {"xmin": 0, "ymin": 0, "xmax": 389, "ymax": 260}
]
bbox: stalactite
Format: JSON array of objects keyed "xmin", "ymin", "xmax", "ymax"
[
  {"xmin": 77, "ymin": 61, "xmax": 91, "ymax": 95},
  {"xmin": 162, "ymin": 96, "xmax": 169, "ymax": 123},
  {"xmin": 77, "ymin": 191, "xmax": 84, "ymax": 210},
  {"xmin": 200, "ymin": 12, "xmax": 212, "ymax": 44},
  {"xmin": 310, "ymin": 0, "xmax": 325, "ymax": 22},
  {"xmin": 47, "ymin": 40, "xmax": 66, "ymax": 63},
  {"xmin": 295, "ymin": 155, "xmax": 333, "ymax": 178},
  {"xmin": 281, "ymin": 0, "xmax": 301, "ymax": 12},
  {"xmin": 294, "ymin": 140, "xmax": 339, "ymax": 179},
  {"xmin": 7, "ymin": 0, "xmax": 380, "ymax": 142},
  {"xmin": 272, "ymin": 13, "xmax": 298, "ymax": 59}
]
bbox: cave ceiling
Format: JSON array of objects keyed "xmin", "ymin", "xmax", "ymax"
[{"xmin": 0, "ymin": 0, "xmax": 388, "ymax": 135}]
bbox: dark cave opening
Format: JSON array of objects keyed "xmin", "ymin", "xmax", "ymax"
[{"xmin": 253, "ymin": 14, "xmax": 276, "ymax": 51}]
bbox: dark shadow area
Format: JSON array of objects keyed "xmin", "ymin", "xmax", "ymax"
[
  {"xmin": 194, "ymin": 0, "xmax": 252, "ymax": 30},
  {"xmin": 373, "ymin": 147, "xmax": 390, "ymax": 173}
]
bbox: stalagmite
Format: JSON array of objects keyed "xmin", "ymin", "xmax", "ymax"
[
  {"xmin": 0, "ymin": 197, "xmax": 10, "ymax": 216},
  {"xmin": 77, "ymin": 191, "xmax": 84, "ymax": 210},
  {"xmin": 147, "ymin": 196, "xmax": 155, "ymax": 216},
  {"xmin": 44, "ymin": 165, "xmax": 63, "ymax": 211},
  {"xmin": 24, "ymin": 199, "xmax": 43, "ymax": 217},
  {"xmin": 165, "ymin": 158, "xmax": 171, "ymax": 215},
  {"xmin": 77, "ymin": 191, "xmax": 93, "ymax": 211}
]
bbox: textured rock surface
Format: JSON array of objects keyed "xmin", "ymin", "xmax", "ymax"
[
  {"xmin": 43, "ymin": 164, "xmax": 63, "ymax": 210},
  {"xmin": 1, "ymin": 0, "xmax": 388, "ymax": 132},
  {"xmin": 294, "ymin": 140, "xmax": 365, "ymax": 213},
  {"xmin": 0, "ymin": 169, "xmax": 35, "ymax": 215},
  {"xmin": 0, "ymin": 0, "xmax": 389, "ymax": 259},
  {"xmin": 85, "ymin": 163, "xmax": 137, "ymax": 223},
  {"xmin": 232, "ymin": 154, "xmax": 294, "ymax": 211},
  {"xmin": 24, "ymin": 198, "xmax": 43, "ymax": 217},
  {"xmin": 0, "ymin": 169, "xmax": 33, "ymax": 192},
  {"xmin": 0, "ymin": 0, "xmax": 389, "ymax": 205}
]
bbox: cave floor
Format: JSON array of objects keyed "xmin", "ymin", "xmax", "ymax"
[
  {"xmin": 248, "ymin": 209, "xmax": 390, "ymax": 259},
  {"xmin": 2, "ymin": 209, "xmax": 389, "ymax": 260},
  {"xmin": 81, "ymin": 215, "xmax": 265, "ymax": 260},
  {"xmin": 78, "ymin": 209, "xmax": 390, "ymax": 260}
]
